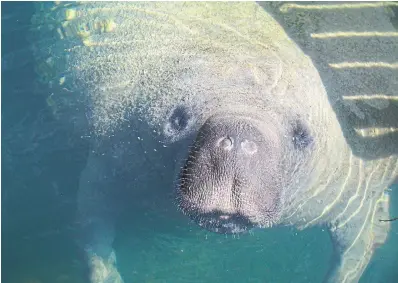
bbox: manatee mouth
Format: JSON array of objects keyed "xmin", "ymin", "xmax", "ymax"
[
  {"xmin": 185, "ymin": 209, "xmax": 254, "ymax": 234},
  {"xmin": 176, "ymin": 113, "xmax": 283, "ymax": 234}
]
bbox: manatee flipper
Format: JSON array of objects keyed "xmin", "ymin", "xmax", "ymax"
[
  {"xmin": 326, "ymin": 192, "xmax": 390, "ymax": 283},
  {"xmin": 87, "ymin": 249, "xmax": 123, "ymax": 283},
  {"xmin": 77, "ymin": 150, "xmax": 124, "ymax": 283}
]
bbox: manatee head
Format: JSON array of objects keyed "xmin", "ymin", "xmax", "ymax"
[
  {"xmin": 154, "ymin": 57, "xmax": 328, "ymax": 235},
  {"xmin": 175, "ymin": 107, "xmax": 315, "ymax": 234}
]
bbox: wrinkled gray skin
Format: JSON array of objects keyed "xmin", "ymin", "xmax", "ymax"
[
  {"xmin": 31, "ymin": 2, "xmax": 397, "ymax": 283},
  {"xmin": 177, "ymin": 113, "xmax": 291, "ymax": 234}
]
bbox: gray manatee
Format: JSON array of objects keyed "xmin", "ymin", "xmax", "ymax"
[{"xmin": 31, "ymin": 2, "xmax": 397, "ymax": 283}]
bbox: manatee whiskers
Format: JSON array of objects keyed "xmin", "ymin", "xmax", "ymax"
[{"xmin": 176, "ymin": 176, "xmax": 277, "ymax": 233}]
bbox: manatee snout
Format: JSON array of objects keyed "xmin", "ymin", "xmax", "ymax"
[{"xmin": 177, "ymin": 114, "xmax": 283, "ymax": 234}]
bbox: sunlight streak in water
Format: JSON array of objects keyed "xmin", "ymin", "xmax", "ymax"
[
  {"xmin": 329, "ymin": 62, "xmax": 398, "ymax": 69},
  {"xmin": 342, "ymin": 94, "xmax": 398, "ymax": 101},
  {"xmin": 342, "ymin": 94, "xmax": 397, "ymax": 110},
  {"xmin": 280, "ymin": 2, "xmax": 398, "ymax": 13},
  {"xmin": 354, "ymin": 127, "xmax": 398, "ymax": 138},
  {"xmin": 311, "ymin": 31, "xmax": 398, "ymax": 39}
]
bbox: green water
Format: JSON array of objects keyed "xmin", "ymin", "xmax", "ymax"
[
  {"xmin": 2, "ymin": 2, "xmax": 397, "ymax": 283},
  {"xmin": 113, "ymin": 187, "xmax": 398, "ymax": 283}
]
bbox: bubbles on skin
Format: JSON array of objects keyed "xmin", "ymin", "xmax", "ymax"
[{"xmin": 292, "ymin": 122, "xmax": 313, "ymax": 150}]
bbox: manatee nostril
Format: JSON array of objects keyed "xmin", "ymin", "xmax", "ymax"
[
  {"xmin": 217, "ymin": 136, "xmax": 234, "ymax": 150},
  {"xmin": 241, "ymin": 139, "xmax": 257, "ymax": 155}
]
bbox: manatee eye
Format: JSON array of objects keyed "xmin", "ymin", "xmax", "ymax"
[
  {"xmin": 292, "ymin": 122, "xmax": 313, "ymax": 150},
  {"xmin": 164, "ymin": 106, "xmax": 192, "ymax": 140},
  {"xmin": 169, "ymin": 106, "xmax": 190, "ymax": 132}
]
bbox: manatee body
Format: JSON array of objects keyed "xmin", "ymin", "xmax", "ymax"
[{"xmin": 31, "ymin": 2, "xmax": 397, "ymax": 283}]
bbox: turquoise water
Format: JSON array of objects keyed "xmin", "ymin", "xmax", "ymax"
[{"xmin": 2, "ymin": 2, "xmax": 397, "ymax": 283}]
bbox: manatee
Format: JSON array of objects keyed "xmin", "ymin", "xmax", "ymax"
[{"xmin": 30, "ymin": 2, "xmax": 397, "ymax": 283}]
